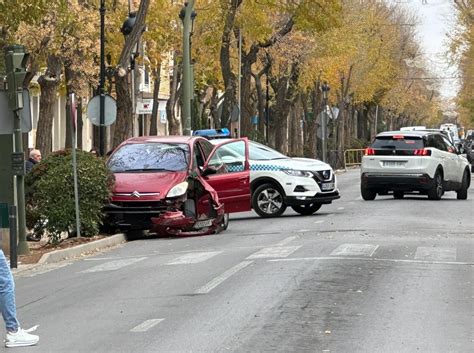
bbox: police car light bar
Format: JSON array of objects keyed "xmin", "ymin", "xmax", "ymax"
[{"xmin": 192, "ymin": 128, "xmax": 231, "ymax": 139}]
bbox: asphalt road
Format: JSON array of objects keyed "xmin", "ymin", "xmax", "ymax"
[{"xmin": 7, "ymin": 169, "xmax": 474, "ymax": 353}]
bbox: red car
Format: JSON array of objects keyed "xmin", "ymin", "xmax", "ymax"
[{"xmin": 103, "ymin": 136, "xmax": 251, "ymax": 237}]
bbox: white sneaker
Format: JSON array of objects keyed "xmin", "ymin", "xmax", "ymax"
[{"xmin": 5, "ymin": 326, "xmax": 39, "ymax": 348}]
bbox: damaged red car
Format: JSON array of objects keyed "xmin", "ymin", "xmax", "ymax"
[{"xmin": 103, "ymin": 136, "xmax": 251, "ymax": 237}]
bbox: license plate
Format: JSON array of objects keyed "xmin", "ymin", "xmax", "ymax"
[
  {"xmin": 321, "ymin": 182, "xmax": 335, "ymax": 191},
  {"xmin": 194, "ymin": 219, "xmax": 213, "ymax": 229},
  {"xmin": 383, "ymin": 161, "xmax": 406, "ymax": 167}
]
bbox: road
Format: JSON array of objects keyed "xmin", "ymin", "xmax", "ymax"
[{"xmin": 8, "ymin": 169, "xmax": 474, "ymax": 352}]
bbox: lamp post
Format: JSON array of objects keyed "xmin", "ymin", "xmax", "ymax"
[
  {"xmin": 180, "ymin": 1, "xmax": 196, "ymax": 136},
  {"xmin": 99, "ymin": 0, "xmax": 106, "ymax": 156},
  {"xmin": 321, "ymin": 81, "xmax": 330, "ymax": 163}
]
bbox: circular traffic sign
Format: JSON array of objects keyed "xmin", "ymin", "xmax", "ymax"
[{"xmin": 87, "ymin": 95, "xmax": 117, "ymax": 126}]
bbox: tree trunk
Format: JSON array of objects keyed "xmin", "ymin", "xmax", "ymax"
[
  {"xmin": 149, "ymin": 62, "xmax": 162, "ymax": 136},
  {"xmin": 166, "ymin": 56, "xmax": 181, "ymax": 135},
  {"xmin": 112, "ymin": 73, "xmax": 132, "ymax": 148},
  {"xmin": 36, "ymin": 55, "xmax": 62, "ymax": 157}
]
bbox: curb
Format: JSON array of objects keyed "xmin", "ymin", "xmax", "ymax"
[{"xmin": 37, "ymin": 233, "xmax": 127, "ymax": 265}]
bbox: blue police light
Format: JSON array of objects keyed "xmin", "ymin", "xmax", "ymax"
[{"xmin": 192, "ymin": 128, "xmax": 231, "ymax": 139}]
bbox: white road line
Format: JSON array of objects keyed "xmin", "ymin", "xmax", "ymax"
[
  {"xmin": 268, "ymin": 257, "xmax": 473, "ymax": 266},
  {"xmin": 414, "ymin": 247, "xmax": 456, "ymax": 261},
  {"xmin": 195, "ymin": 261, "xmax": 253, "ymax": 294},
  {"xmin": 275, "ymin": 236, "xmax": 298, "ymax": 247},
  {"xmin": 166, "ymin": 251, "xmax": 221, "ymax": 265},
  {"xmin": 130, "ymin": 319, "xmax": 165, "ymax": 332},
  {"xmin": 80, "ymin": 257, "xmax": 147, "ymax": 273},
  {"xmin": 330, "ymin": 244, "xmax": 379, "ymax": 257},
  {"xmin": 296, "ymin": 229, "xmax": 311, "ymax": 232},
  {"xmin": 18, "ymin": 263, "xmax": 72, "ymax": 278},
  {"xmin": 337, "ymin": 207, "xmax": 345, "ymax": 210},
  {"xmin": 246, "ymin": 246, "xmax": 301, "ymax": 259},
  {"xmin": 314, "ymin": 220, "xmax": 325, "ymax": 224}
]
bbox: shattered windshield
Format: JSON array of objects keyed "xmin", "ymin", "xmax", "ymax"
[{"xmin": 108, "ymin": 142, "xmax": 190, "ymax": 172}]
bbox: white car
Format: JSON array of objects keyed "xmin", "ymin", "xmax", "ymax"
[
  {"xmin": 361, "ymin": 130, "xmax": 471, "ymax": 200},
  {"xmin": 209, "ymin": 139, "xmax": 340, "ymax": 217}
]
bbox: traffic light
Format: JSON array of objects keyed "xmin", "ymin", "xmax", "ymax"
[{"xmin": 4, "ymin": 45, "xmax": 29, "ymax": 111}]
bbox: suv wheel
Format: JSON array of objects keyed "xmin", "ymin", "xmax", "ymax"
[
  {"xmin": 291, "ymin": 203, "xmax": 322, "ymax": 216},
  {"xmin": 393, "ymin": 191, "xmax": 404, "ymax": 199},
  {"xmin": 361, "ymin": 185, "xmax": 376, "ymax": 201},
  {"xmin": 252, "ymin": 183, "xmax": 287, "ymax": 217},
  {"xmin": 221, "ymin": 213, "xmax": 230, "ymax": 230},
  {"xmin": 456, "ymin": 170, "xmax": 469, "ymax": 200},
  {"xmin": 428, "ymin": 171, "xmax": 443, "ymax": 200}
]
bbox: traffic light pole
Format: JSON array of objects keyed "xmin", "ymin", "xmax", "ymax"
[
  {"xmin": 13, "ymin": 110, "xmax": 28, "ymax": 255},
  {"xmin": 181, "ymin": 0, "xmax": 195, "ymax": 136},
  {"xmin": 99, "ymin": 0, "xmax": 106, "ymax": 156}
]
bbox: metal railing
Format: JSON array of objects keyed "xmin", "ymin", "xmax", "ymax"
[{"xmin": 343, "ymin": 149, "xmax": 365, "ymax": 170}]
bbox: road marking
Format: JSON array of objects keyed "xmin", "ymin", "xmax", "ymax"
[
  {"xmin": 166, "ymin": 251, "xmax": 221, "ymax": 265},
  {"xmin": 130, "ymin": 319, "xmax": 165, "ymax": 332},
  {"xmin": 196, "ymin": 261, "xmax": 253, "ymax": 294},
  {"xmin": 268, "ymin": 257, "xmax": 473, "ymax": 266},
  {"xmin": 330, "ymin": 244, "xmax": 378, "ymax": 257},
  {"xmin": 296, "ymin": 229, "xmax": 311, "ymax": 232},
  {"xmin": 414, "ymin": 247, "xmax": 456, "ymax": 261},
  {"xmin": 337, "ymin": 207, "xmax": 345, "ymax": 210},
  {"xmin": 314, "ymin": 220, "xmax": 325, "ymax": 224},
  {"xmin": 246, "ymin": 246, "xmax": 301, "ymax": 259},
  {"xmin": 80, "ymin": 257, "xmax": 147, "ymax": 273},
  {"xmin": 355, "ymin": 196, "xmax": 362, "ymax": 201},
  {"xmin": 275, "ymin": 236, "xmax": 298, "ymax": 247},
  {"xmin": 17, "ymin": 263, "xmax": 72, "ymax": 278}
]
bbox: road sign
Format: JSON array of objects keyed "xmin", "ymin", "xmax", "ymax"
[
  {"xmin": 11, "ymin": 152, "xmax": 24, "ymax": 176},
  {"xmin": 0, "ymin": 90, "xmax": 32, "ymax": 134},
  {"xmin": 87, "ymin": 95, "xmax": 117, "ymax": 126}
]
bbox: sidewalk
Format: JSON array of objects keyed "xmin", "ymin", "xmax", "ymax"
[{"xmin": 11, "ymin": 233, "xmax": 127, "ymax": 274}]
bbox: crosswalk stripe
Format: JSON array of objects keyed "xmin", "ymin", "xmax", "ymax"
[
  {"xmin": 330, "ymin": 244, "xmax": 378, "ymax": 257},
  {"xmin": 130, "ymin": 319, "xmax": 164, "ymax": 332},
  {"xmin": 166, "ymin": 251, "xmax": 221, "ymax": 265},
  {"xmin": 414, "ymin": 247, "xmax": 456, "ymax": 261},
  {"xmin": 246, "ymin": 246, "xmax": 301, "ymax": 259},
  {"xmin": 196, "ymin": 261, "xmax": 253, "ymax": 294},
  {"xmin": 80, "ymin": 257, "xmax": 147, "ymax": 273},
  {"xmin": 275, "ymin": 236, "xmax": 298, "ymax": 247}
]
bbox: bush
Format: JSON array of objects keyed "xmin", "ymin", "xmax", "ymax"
[{"xmin": 25, "ymin": 150, "xmax": 114, "ymax": 244}]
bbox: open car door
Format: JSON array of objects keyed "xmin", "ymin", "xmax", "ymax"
[{"xmin": 202, "ymin": 138, "xmax": 251, "ymax": 213}]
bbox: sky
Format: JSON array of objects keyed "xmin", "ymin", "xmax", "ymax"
[{"xmin": 399, "ymin": 0, "xmax": 459, "ymax": 100}]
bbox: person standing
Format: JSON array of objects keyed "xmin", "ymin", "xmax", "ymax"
[
  {"xmin": 25, "ymin": 150, "xmax": 41, "ymax": 173},
  {"xmin": 0, "ymin": 250, "xmax": 39, "ymax": 347}
]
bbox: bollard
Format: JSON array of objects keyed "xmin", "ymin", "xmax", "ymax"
[{"xmin": 8, "ymin": 205, "xmax": 17, "ymax": 269}]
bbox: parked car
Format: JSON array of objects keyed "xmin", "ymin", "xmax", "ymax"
[
  {"xmin": 103, "ymin": 136, "xmax": 251, "ymax": 236},
  {"xmin": 361, "ymin": 130, "xmax": 471, "ymax": 200},
  {"xmin": 203, "ymin": 135, "xmax": 340, "ymax": 217}
]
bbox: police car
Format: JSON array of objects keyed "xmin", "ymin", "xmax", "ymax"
[{"xmin": 195, "ymin": 129, "xmax": 340, "ymax": 217}]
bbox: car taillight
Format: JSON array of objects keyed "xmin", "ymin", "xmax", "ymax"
[
  {"xmin": 365, "ymin": 148, "xmax": 375, "ymax": 155},
  {"xmin": 393, "ymin": 135, "xmax": 404, "ymax": 139},
  {"xmin": 413, "ymin": 148, "xmax": 431, "ymax": 156}
]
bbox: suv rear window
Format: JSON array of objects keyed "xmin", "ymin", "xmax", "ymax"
[{"xmin": 372, "ymin": 136, "xmax": 424, "ymax": 150}]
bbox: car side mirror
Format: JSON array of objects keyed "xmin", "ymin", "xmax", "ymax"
[{"xmin": 201, "ymin": 166, "xmax": 217, "ymax": 177}]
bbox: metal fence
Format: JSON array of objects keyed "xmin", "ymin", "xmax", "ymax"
[{"xmin": 343, "ymin": 149, "xmax": 365, "ymax": 170}]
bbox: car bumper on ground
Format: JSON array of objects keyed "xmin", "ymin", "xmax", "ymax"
[
  {"xmin": 361, "ymin": 173, "xmax": 435, "ymax": 191},
  {"xmin": 284, "ymin": 190, "xmax": 340, "ymax": 206}
]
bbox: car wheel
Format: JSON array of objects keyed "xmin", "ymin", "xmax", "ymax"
[
  {"xmin": 252, "ymin": 183, "xmax": 287, "ymax": 217},
  {"xmin": 427, "ymin": 170, "xmax": 443, "ymax": 200},
  {"xmin": 221, "ymin": 213, "xmax": 230, "ymax": 230},
  {"xmin": 361, "ymin": 185, "xmax": 376, "ymax": 201},
  {"xmin": 291, "ymin": 203, "xmax": 322, "ymax": 216},
  {"xmin": 456, "ymin": 170, "xmax": 469, "ymax": 200},
  {"xmin": 393, "ymin": 191, "xmax": 404, "ymax": 199}
]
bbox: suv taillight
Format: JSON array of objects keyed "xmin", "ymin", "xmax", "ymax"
[
  {"xmin": 414, "ymin": 148, "xmax": 431, "ymax": 156},
  {"xmin": 365, "ymin": 148, "xmax": 375, "ymax": 156}
]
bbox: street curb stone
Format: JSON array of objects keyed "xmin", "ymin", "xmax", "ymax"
[{"xmin": 36, "ymin": 233, "xmax": 127, "ymax": 265}]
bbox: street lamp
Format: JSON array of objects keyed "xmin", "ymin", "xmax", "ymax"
[
  {"xmin": 98, "ymin": 0, "xmax": 106, "ymax": 156},
  {"xmin": 180, "ymin": 1, "xmax": 196, "ymax": 136},
  {"xmin": 321, "ymin": 81, "xmax": 330, "ymax": 163}
]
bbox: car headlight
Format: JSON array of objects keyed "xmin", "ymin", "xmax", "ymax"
[
  {"xmin": 282, "ymin": 169, "xmax": 313, "ymax": 177},
  {"xmin": 166, "ymin": 181, "xmax": 189, "ymax": 198}
]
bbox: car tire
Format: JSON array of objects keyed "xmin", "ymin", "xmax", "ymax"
[
  {"xmin": 427, "ymin": 170, "xmax": 443, "ymax": 200},
  {"xmin": 361, "ymin": 185, "xmax": 376, "ymax": 201},
  {"xmin": 252, "ymin": 183, "xmax": 287, "ymax": 217},
  {"xmin": 456, "ymin": 170, "xmax": 469, "ymax": 200},
  {"xmin": 221, "ymin": 213, "xmax": 230, "ymax": 230},
  {"xmin": 393, "ymin": 191, "xmax": 404, "ymax": 199},
  {"xmin": 291, "ymin": 203, "xmax": 322, "ymax": 216}
]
